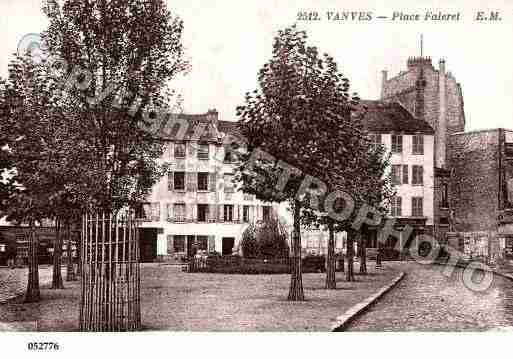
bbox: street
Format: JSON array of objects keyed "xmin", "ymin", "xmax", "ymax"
[{"xmin": 348, "ymin": 263, "xmax": 513, "ymax": 331}]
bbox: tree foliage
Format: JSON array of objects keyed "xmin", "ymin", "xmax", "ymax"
[
  {"xmin": 41, "ymin": 0, "xmax": 188, "ymax": 211},
  {"xmin": 240, "ymin": 216, "xmax": 289, "ymax": 259},
  {"xmin": 236, "ymin": 25, "xmax": 366, "ymax": 300}
]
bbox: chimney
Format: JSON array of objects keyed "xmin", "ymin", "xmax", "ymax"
[
  {"xmin": 206, "ymin": 109, "xmax": 219, "ymax": 125},
  {"xmin": 381, "ymin": 70, "xmax": 388, "ymax": 99},
  {"xmin": 437, "ymin": 59, "xmax": 447, "ymax": 168},
  {"xmin": 206, "ymin": 108, "xmax": 219, "ymax": 138},
  {"xmin": 415, "ymin": 67, "xmax": 426, "ymax": 121}
]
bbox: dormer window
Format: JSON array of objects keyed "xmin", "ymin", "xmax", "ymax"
[
  {"xmin": 174, "ymin": 142, "xmax": 186, "ymax": 158},
  {"xmin": 392, "ymin": 134, "xmax": 403, "ymax": 153},
  {"xmin": 412, "ymin": 135, "xmax": 424, "ymax": 155}
]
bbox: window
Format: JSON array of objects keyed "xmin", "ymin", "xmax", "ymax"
[
  {"xmin": 197, "ymin": 204, "xmax": 208, "ymax": 222},
  {"xmin": 224, "ymin": 204, "xmax": 234, "ymax": 222},
  {"xmin": 174, "ymin": 142, "xmax": 186, "ymax": 158},
  {"xmin": 223, "ymin": 173, "xmax": 234, "ymax": 193},
  {"xmin": 173, "ymin": 203, "xmax": 186, "ymax": 222},
  {"xmin": 173, "ymin": 235, "xmax": 185, "ymax": 252},
  {"xmin": 402, "ymin": 165, "xmax": 409, "ymax": 184},
  {"xmin": 369, "ymin": 133, "xmax": 382, "ymax": 150},
  {"xmin": 173, "ymin": 172, "xmax": 185, "ymax": 191},
  {"xmin": 139, "ymin": 203, "xmax": 152, "ymax": 220},
  {"xmin": 391, "ymin": 165, "xmax": 402, "ymax": 185},
  {"xmin": 150, "ymin": 203, "xmax": 160, "ymax": 221},
  {"xmin": 198, "ymin": 143, "xmax": 209, "ymax": 160},
  {"xmin": 392, "ymin": 134, "xmax": 403, "ymax": 153},
  {"xmin": 197, "ymin": 172, "xmax": 209, "ymax": 191},
  {"xmin": 412, "ymin": 135, "xmax": 424, "ymax": 155},
  {"xmin": 243, "ymin": 205, "xmax": 250, "ymax": 223},
  {"xmin": 391, "ymin": 196, "xmax": 402, "ymax": 217},
  {"xmin": 412, "ymin": 197, "xmax": 423, "ymax": 217},
  {"xmin": 412, "ymin": 165, "xmax": 424, "ymax": 185},
  {"xmin": 441, "ymin": 183, "xmax": 449, "ymax": 208},
  {"xmin": 262, "ymin": 206, "xmax": 271, "ymax": 221}
]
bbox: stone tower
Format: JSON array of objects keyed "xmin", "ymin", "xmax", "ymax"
[{"xmin": 380, "ymin": 56, "xmax": 466, "ymax": 169}]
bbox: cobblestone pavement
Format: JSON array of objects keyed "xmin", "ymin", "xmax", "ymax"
[
  {"xmin": 0, "ymin": 266, "xmax": 53, "ymax": 303},
  {"xmin": 347, "ymin": 262, "xmax": 513, "ymax": 331}
]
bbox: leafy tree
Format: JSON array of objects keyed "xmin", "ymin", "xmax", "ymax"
[
  {"xmin": 0, "ymin": 56, "xmax": 67, "ymax": 301},
  {"xmin": 257, "ymin": 215, "xmax": 289, "ymax": 259},
  {"xmin": 241, "ymin": 223, "xmax": 259, "ymax": 259},
  {"xmin": 301, "ymin": 109, "xmax": 393, "ymax": 286},
  {"xmin": 236, "ymin": 25, "xmax": 361, "ymax": 300},
  {"xmin": 356, "ymin": 142, "xmax": 393, "ymax": 274},
  {"xmin": 240, "ymin": 216, "xmax": 289, "ymax": 259},
  {"xmin": 42, "ymin": 0, "xmax": 188, "ymax": 212}
]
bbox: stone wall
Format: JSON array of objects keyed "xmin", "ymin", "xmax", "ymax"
[{"xmin": 448, "ymin": 130, "xmax": 500, "ymax": 233}]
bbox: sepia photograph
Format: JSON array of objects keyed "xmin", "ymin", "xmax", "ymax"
[{"xmin": 0, "ymin": 0, "xmax": 512, "ymax": 357}]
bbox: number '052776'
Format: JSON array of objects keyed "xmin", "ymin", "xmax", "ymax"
[{"xmin": 27, "ymin": 342, "xmax": 60, "ymax": 351}]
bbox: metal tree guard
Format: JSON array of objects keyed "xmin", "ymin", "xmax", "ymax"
[{"xmin": 79, "ymin": 211, "xmax": 141, "ymax": 331}]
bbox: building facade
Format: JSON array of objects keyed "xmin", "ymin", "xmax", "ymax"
[
  {"xmin": 380, "ymin": 56, "xmax": 466, "ymax": 245},
  {"xmin": 360, "ymin": 100, "xmax": 435, "ymax": 253},
  {"xmin": 448, "ymin": 129, "xmax": 513, "ymax": 262},
  {"xmin": 138, "ymin": 110, "xmax": 278, "ymax": 262},
  {"xmin": 380, "ymin": 54, "xmax": 513, "ymax": 263}
]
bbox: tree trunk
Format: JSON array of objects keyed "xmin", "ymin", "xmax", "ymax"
[
  {"xmin": 66, "ymin": 221, "xmax": 76, "ymax": 281},
  {"xmin": 376, "ymin": 242, "xmax": 382, "ymax": 268},
  {"xmin": 288, "ymin": 199, "xmax": 304, "ymax": 301},
  {"xmin": 346, "ymin": 230, "xmax": 355, "ymax": 282},
  {"xmin": 359, "ymin": 229, "xmax": 367, "ymax": 274},
  {"xmin": 25, "ymin": 221, "xmax": 40, "ymax": 303},
  {"xmin": 52, "ymin": 219, "xmax": 65, "ymax": 289},
  {"xmin": 325, "ymin": 220, "xmax": 336, "ymax": 289}
]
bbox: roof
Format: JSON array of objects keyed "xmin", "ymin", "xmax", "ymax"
[
  {"xmin": 152, "ymin": 111, "xmax": 243, "ymax": 142},
  {"xmin": 359, "ymin": 100, "xmax": 435, "ymax": 135}
]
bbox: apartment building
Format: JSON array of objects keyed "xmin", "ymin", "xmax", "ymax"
[
  {"xmin": 361, "ymin": 100, "xmax": 435, "ymax": 251},
  {"xmin": 138, "ymin": 110, "xmax": 278, "ymax": 262}
]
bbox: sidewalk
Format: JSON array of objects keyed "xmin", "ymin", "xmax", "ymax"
[{"xmin": 0, "ymin": 262, "xmax": 402, "ymax": 331}]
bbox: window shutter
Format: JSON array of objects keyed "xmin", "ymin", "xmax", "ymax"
[
  {"xmin": 152, "ymin": 203, "xmax": 160, "ymax": 221},
  {"xmin": 218, "ymin": 204, "xmax": 224, "ymax": 222},
  {"xmin": 419, "ymin": 166, "xmax": 424, "ymax": 185},
  {"xmin": 209, "ymin": 173, "xmax": 216, "ymax": 192},
  {"xmin": 402, "ymin": 165, "xmax": 409, "ymax": 184},
  {"xmin": 185, "ymin": 204, "xmax": 192, "ymax": 222},
  {"xmin": 188, "ymin": 142, "xmax": 195, "ymax": 156},
  {"xmin": 167, "ymin": 235, "xmax": 174, "ymax": 255},
  {"xmin": 207, "ymin": 205, "xmax": 214, "ymax": 222},
  {"xmin": 186, "ymin": 172, "xmax": 197, "ymax": 191},
  {"xmin": 208, "ymin": 235, "xmax": 215, "ymax": 253},
  {"xmin": 166, "ymin": 203, "xmax": 173, "ymax": 221},
  {"xmin": 233, "ymin": 205, "xmax": 240, "ymax": 222},
  {"xmin": 168, "ymin": 142, "xmax": 174, "ymax": 160}
]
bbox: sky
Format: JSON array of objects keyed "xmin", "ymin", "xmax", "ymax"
[{"xmin": 1, "ymin": 0, "xmax": 512, "ymax": 131}]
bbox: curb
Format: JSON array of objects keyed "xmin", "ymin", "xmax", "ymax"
[{"xmin": 331, "ymin": 272, "xmax": 406, "ymax": 332}]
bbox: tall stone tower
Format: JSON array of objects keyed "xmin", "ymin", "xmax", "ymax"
[{"xmin": 380, "ymin": 56, "xmax": 466, "ymax": 169}]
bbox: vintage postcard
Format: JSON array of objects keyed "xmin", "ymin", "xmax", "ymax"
[{"xmin": 0, "ymin": 0, "xmax": 512, "ymax": 357}]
